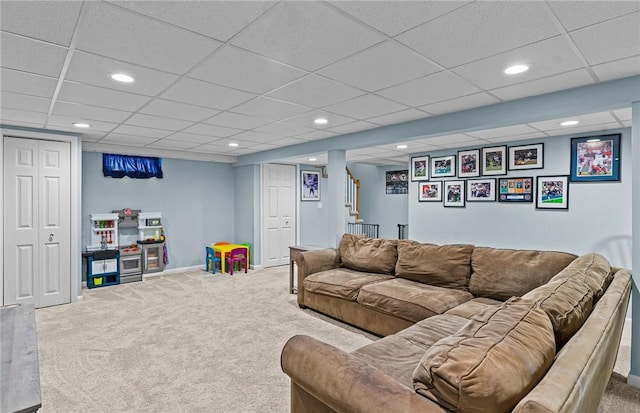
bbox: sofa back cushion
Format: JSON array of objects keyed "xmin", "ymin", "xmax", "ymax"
[
  {"xmin": 395, "ymin": 241, "xmax": 474, "ymax": 290},
  {"xmin": 413, "ymin": 298, "xmax": 555, "ymax": 413},
  {"xmin": 469, "ymin": 247, "xmax": 577, "ymax": 301},
  {"xmin": 338, "ymin": 233, "xmax": 398, "ymax": 275},
  {"xmin": 548, "ymin": 253, "xmax": 613, "ymax": 304}
]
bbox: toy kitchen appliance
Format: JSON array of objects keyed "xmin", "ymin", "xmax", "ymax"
[
  {"xmin": 137, "ymin": 212, "xmax": 164, "ymax": 274},
  {"xmin": 112, "ymin": 208, "xmax": 143, "ymax": 283}
]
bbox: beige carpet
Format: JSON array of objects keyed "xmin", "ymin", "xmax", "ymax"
[{"xmin": 34, "ymin": 267, "xmax": 639, "ymax": 413}]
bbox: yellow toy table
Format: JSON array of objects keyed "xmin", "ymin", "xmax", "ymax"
[{"xmin": 212, "ymin": 244, "xmax": 249, "ymax": 273}]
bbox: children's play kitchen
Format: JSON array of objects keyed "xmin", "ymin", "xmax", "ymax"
[{"xmin": 84, "ymin": 209, "xmax": 164, "ymax": 288}]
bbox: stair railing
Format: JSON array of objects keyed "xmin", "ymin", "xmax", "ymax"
[
  {"xmin": 347, "ymin": 223, "xmax": 380, "ymax": 238},
  {"xmin": 345, "ymin": 167, "xmax": 360, "ymax": 220},
  {"xmin": 397, "ymin": 224, "xmax": 408, "ymax": 240}
]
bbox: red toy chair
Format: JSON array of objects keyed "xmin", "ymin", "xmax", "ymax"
[{"xmin": 225, "ymin": 247, "xmax": 248, "ymax": 275}]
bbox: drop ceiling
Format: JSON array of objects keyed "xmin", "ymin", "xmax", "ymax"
[{"xmin": 1, "ymin": 1, "xmax": 638, "ymax": 165}]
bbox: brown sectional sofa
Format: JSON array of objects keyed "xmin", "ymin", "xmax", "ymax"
[{"xmin": 281, "ymin": 234, "xmax": 632, "ymax": 413}]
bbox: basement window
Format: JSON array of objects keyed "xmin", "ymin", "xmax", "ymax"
[{"xmin": 102, "ymin": 153, "xmax": 163, "ymax": 179}]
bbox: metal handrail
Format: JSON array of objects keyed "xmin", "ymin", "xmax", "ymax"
[{"xmin": 397, "ymin": 224, "xmax": 408, "ymax": 240}]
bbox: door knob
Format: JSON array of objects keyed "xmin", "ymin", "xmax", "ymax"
[{"xmin": 49, "ymin": 233, "xmax": 54, "ymax": 241}]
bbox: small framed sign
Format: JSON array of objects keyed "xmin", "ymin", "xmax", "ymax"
[
  {"xmin": 418, "ymin": 181, "xmax": 442, "ymax": 202},
  {"xmin": 536, "ymin": 175, "xmax": 569, "ymax": 210},
  {"xmin": 443, "ymin": 180, "xmax": 465, "ymax": 207},
  {"xmin": 411, "ymin": 155, "xmax": 430, "ymax": 181},
  {"xmin": 301, "ymin": 170, "xmax": 320, "ymax": 201},
  {"xmin": 466, "ymin": 178, "xmax": 497, "ymax": 202},
  {"xmin": 481, "ymin": 145, "xmax": 507, "ymax": 176},
  {"xmin": 458, "ymin": 149, "xmax": 480, "ymax": 178},
  {"xmin": 431, "ymin": 155, "xmax": 456, "ymax": 179},
  {"xmin": 508, "ymin": 143, "xmax": 544, "ymax": 170},
  {"xmin": 498, "ymin": 177, "xmax": 534, "ymax": 203}
]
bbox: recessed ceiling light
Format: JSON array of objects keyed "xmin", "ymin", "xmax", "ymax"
[
  {"xmin": 314, "ymin": 118, "xmax": 328, "ymax": 125},
  {"xmin": 560, "ymin": 120, "xmax": 580, "ymax": 127},
  {"xmin": 110, "ymin": 73, "xmax": 135, "ymax": 83},
  {"xmin": 228, "ymin": 142, "xmax": 239, "ymax": 147},
  {"xmin": 72, "ymin": 122, "xmax": 90, "ymax": 128},
  {"xmin": 396, "ymin": 144, "xmax": 408, "ymax": 149},
  {"xmin": 503, "ymin": 64, "xmax": 529, "ymax": 75},
  {"xmin": 308, "ymin": 157, "xmax": 317, "ymax": 161}
]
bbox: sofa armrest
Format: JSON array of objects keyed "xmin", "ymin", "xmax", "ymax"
[
  {"xmin": 296, "ymin": 249, "xmax": 340, "ymax": 306},
  {"xmin": 281, "ymin": 335, "xmax": 447, "ymax": 413}
]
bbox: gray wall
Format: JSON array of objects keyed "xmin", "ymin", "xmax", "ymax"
[
  {"xmin": 82, "ymin": 152, "xmax": 236, "ymax": 269},
  {"xmin": 348, "ymin": 163, "xmax": 409, "ymax": 239},
  {"xmin": 409, "ymin": 128, "xmax": 632, "ymax": 269},
  {"xmin": 234, "ymin": 164, "xmax": 260, "ymax": 266},
  {"xmin": 298, "ymin": 165, "xmax": 330, "ymax": 246}
]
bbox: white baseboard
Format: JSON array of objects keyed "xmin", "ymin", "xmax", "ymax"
[
  {"xmin": 628, "ymin": 374, "xmax": 640, "ymax": 388},
  {"xmin": 251, "ymin": 264, "xmax": 263, "ymax": 270}
]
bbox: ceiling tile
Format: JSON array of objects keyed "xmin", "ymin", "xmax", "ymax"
[
  {"xmin": 591, "ymin": 55, "xmax": 640, "ymax": 82},
  {"xmin": 267, "ymin": 75, "xmax": 365, "ymax": 108},
  {"xmin": 613, "ymin": 108, "xmax": 632, "ymax": 121},
  {"xmin": 415, "ymin": 133, "xmax": 481, "ymax": 146},
  {"xmin": 1, "ymin": 92, "xmax": 51, "ymax": 113},
  {"xmin": 318, "ymin": 41, "xmax": 441, "ymax": 92},
  {"xmin": 203, "ymin": 111, "xmax": 270, "ymax": 129},
  {"xmin": 125, "ymin": 113, "xmax": 194, "ymax": 131},
  {"xmin": 396, "ymin": 1, "xmax": 560, "ymax": 68},
  {"xmin": 240, "ymin": 143, "xmax": 279, "ymax": 152},
  {"xmin": 571, "ymin": 13, "xmax": 640, "ymax": 65},
  {"xmin": 230, "ymin": 1, "xmax": 384, "ymax": 71},
  {"xmin": 0, "ymin": 68, "xmax": 57, "ymax": 98},
  {"xmin": 111, "ymin": 124, "xmax": 173, "ymax": 139},
  {"xmin": 228, "ymin": 131, "xmax": 282, "ymax": 144},
  {"xmin": 0, "ymin": 32, "xmax": 67, "ymax": 78},
  {"xmin": 160, "ymin": 77, "xmax": 255, "ymax": 110},
  {"xmin": 0, "ymin": 1, "xmax": 83, "ymax": 46},
  {"xmin": 189, "ymin": 46, "xmax": 306, "ymax": 94},
  {"xmin": 324, "ymin": 94, "xmax": 409, "ymax": 120},
  {"xmin": 164, "ymin": 132, "xmax": 220, "ymax": 144},
  {"xmin": 57, "ymin": 81, "xmax": 150, "ymax": 112},
  {"xmin": 145, "ymin": 139, "xmax": 201, "ymax": 150},
  {"xmin": 296, "ymin": 130, "xmax": 339, "ymax": 141},
  {"xmin": 76, "ymin": 1, "xmax": 222, "ymax": 74},
  {"xmin": 529, "ymin": 111, "xmax": 618, "ymax": 132},
  {"xmin": 111, "ymin": 1, "xmax": 276, "ymax": 42},
  {"xmin": 329, "ymin": 1, "xmax": 470, "ymax": 37},
  {"xmin": 80, "ymin": 132, "xmax": 108, "ymax": 142},
  {"xmin": 366, "ymin": 108, "xmax": 430, "ymax": 125},
  {"xmin": 420, "ymin": 93, "xmax": 500, "ymax": 115},
  {"xmin": 181, "ymin": 123, "xmax": 243, "ymax": 138},
  {"xmin": 271, "ymin": 137, "xmax": 306, "ymax": 146},
  {"xmin": 452, "ymin": 36, "xmax": 586, "ymax": 90},
  {"xmin": 231, "ymin": 96, "xmax": 310, "ymax": 121},
  {"xmin": 52, "ymin": 101, "xmax": 131, "ymax": 124},
  {"xmin": 327, "ymin": 121, "xmax": 379, "ymax": 135},
  {"xmin": 0, "ymin": 108, "xmax": 47, "ymax": 125},
  {"xmin": 253, "ymin": 122, "xmax": 315, "ymax": 137},
  {"xmin": 483, "ymin": 132, "xmax": 548, "ymax": 144},
  {"xmin": 377, "ymin": 71, "xmax": 480, "ymax": 107},
  {"xmin": 65, "ymin": 51, "xmax": 180, "ymax": 96},
  {"xmin": 282, "ymin": 111, "xmax": 356, "ymax": 129},
  {"xmin": 100, "ymin": 133, "xmax": 159, "ymax": 146},
  {"xmin": 139, "ymin": 99, "xmax": 220, "ymax": 122},
  {"xmin": 548, "ymin": 1, "xmax": 640, "ymax": 32},
  {"xmin": 545, "ymin": 122, "xmax": 622, "ymax": 137},
  {"xmin": 466, "ymin": 124, "xmax": 539, "ymax": 139},
  {"xmin": 46, "ymin": 115, "xmax": 118, "ymax": 133},
  {"xmin": 489, "ymin": 69, "xmax": 595, "ymax": 101}
]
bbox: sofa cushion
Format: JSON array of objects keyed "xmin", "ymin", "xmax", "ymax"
[
  {"xmin": 338, "ymin": 233, "xmax": 398, "ymax": 274},
  {"xmin": 445, "ymin": 297, "xmax": 502, "ymax": 319},
  {"xmin": 523, "ymin": 276, "xmax": 594, "ymax": 346},
  {"xmin": 413, "ymin": 298, "xmax": 555, "ymax": 413},
  {"xmin": 357, "ymin": 278, "xmax": 473, "ymax": 323},
  {"xmin": 303, "ymin": 268, "xmax": 393, "ymax": 301},
  {"xmin": 469, "ymin": 247, "xmax": 577, "ymax": 301},
  {"xmin": 548, "ymin": 253, "xmax": 613, "ymax": 304},
  {"xmin": 395, "ymin": 241, "xmax": 474, "ymax": 290}
]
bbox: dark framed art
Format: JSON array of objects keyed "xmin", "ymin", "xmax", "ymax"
[
  {"xmin": 458, "ymin": 149, "xmax": 480, "ymax": 178},
  {"xmin": 536, "ymin": 175, "xmax": 569, "ymax": 210},
  {"xmin": 301, "ymin": 170, "xmax": 320, "ymax": 201},
  {"xmin": 570, "ymin": 134, "xmax": 621, "ymax": 182},
  {"xmin": 443, "ymin": 180, "xmax": 465, "ymax": 207},
  {"xmin": 386, "ymin": 169, "xmax": 408, "ymax": 194},
  {"xmin": 411, "ymin": 155, "xmax": 430, "ymax": 181},
  {"xmin": 466, "ymin": 178, "xmax": 496, "ymax": 202},
  {"xmin": 418, "ymin": 181, "xmax": 442, "ymax": 202},
  {"xmin": 498, "ymin": 176, "xmax": 534, "ymax": 203},
  {"xmin": 431, "ymin": 155, "xmax": 456, "ymax": 179},
  {"xmin": 508, "ymin": 143, "xmax": 544, "ymax": 170},
  {"xmin": 481, "ymin": 145, "xmax": 507, "ymax": 176}
]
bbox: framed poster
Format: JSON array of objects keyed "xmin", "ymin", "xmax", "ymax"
[
  {"xmin": 498, "ymin": 177, "xmax": 534, "ymax": 203},
  {"xmin": 443, "ymin": 180, "xmax": 465, "ymax": 207},
  {"xmin": 466, "ymin": 178, "xmax": 497, "ymax": 202},
  {"xmin": 508, "ymin": 143, "xmax": 544, "ymax": 170},
  {"xmin": 458, "ymin": 149, "xmax": 480, "ymax": 178},
  {"xmin": 431, "ymin": 155, "xmax": 456, "ymax": 179},
  {"xmin": 536, "ymin": 175, "xmax": 569, "ymax": 210},
  {"xmin": 386, "ymin": 169, "xmax": 408, "ymax": 194},
  {"xmin": 481, "ymin": 145, "xmax": 507, "ymax": 176},
  {"xmin": 570, "ymin": 134, "xmax": 621, "ymax": 182},
  {"xmin": 418, "ymin": 181, "xmax": 442, "ymax": 202},
  {"xmin": 301, "ymin": 170, "xmax": 320, "ymax": 201},
  {"xmin": 410, "ymin": 155, "xmax": 430, "ymax": 181}
]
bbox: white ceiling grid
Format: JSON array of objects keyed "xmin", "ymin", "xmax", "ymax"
[{"xmin": 0, "ymin": 0, "xmax": 638, "ymax": 165}]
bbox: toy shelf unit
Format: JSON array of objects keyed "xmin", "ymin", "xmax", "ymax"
[
  {"xmin": 138, "ymin": 212, "xmax": 162, "ymax": 242},
  {"xmin": 90, "ymin": 213, "xmax": 119, "ymax": 250},
  {"xmin": 87, "ymin": 249, "xmax": 120, "ymax": 288}
]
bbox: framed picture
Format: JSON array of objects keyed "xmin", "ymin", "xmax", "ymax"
[
  {"xmin": 536, "ymin": 175, "xmax": 569, "ymax": 210},
  {"xmin": 301, "ymin": 170, "xmax": 320, "ymax": 201},
  {"xmin": 508, "ymin": 143, "xmax": 544, "ymax": 170},
  {"xmin": 498, "ymin": 177, "xmax": 534, "ymax": 203},
  {"xmin": 418, "ymin": 181, "xmax": 442, "ymax": 202},
  {"xmin": 386, "ymin": 169, "xmax": 408, "ymax": 194},
  {"xmin": 443, "ymin": 180, "xmax": 465, "ymax": 207},
  {"xmin": 458, "ymin": 149, "xmax": 480, "ymax": 178},
  {"xmin": 431, "ymin": 155, "xmax": 456, "ymax": 179},
  {"xmin": 410, "ymin": 155, "xmax": 430, "ymax": 181},
  {"xmin": 481, "ymin": 145, "xmax": 507, "ymax": 176},
  {"xmin": 570, "ymin": 134, "xmax": 621, "ymax": 182},
  {"xmin": 466, "ymin": 178, "xmax": 497, "ymax": 202}
]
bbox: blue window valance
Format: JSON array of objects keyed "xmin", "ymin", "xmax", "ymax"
[{"xmin": 102, "ymin": 153, "xmax": 163, "ymax": 179}]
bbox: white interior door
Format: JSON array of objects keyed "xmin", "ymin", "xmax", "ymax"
[
  {"xmin": 4, "ymin": 137, "xmax": 70, "ymax": 308},
  {"xmin": 262, "ymin": 164, "xmax": 296, "ymax": 267}
]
